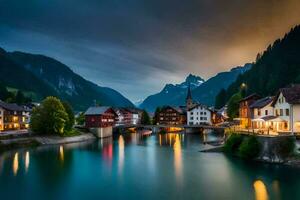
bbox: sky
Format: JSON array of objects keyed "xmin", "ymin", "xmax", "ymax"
[{"xmin": 1, "ymin": 0, "xmax": 300, "ymax": 102}]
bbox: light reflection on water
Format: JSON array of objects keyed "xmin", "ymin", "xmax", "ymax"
[
  {"xmin": 59, "ymin": 145, "xmax": 64, "ymax": 162},
  {"xmin": 118, "ymin": 135, "xmax": 125, "ymax": 175},
  {"xmin": 13, "ymin": 152, "xmax": 18, "ymax": 176},
  {"xmin": 0, "ymin": 131, "xmax": 299, "ymax": 200},
  {"xmin": 25, "ymin": 151, "xmax": 30, "ymax": 173},
  {"xmin": 173, "ymin": 134, "xmax": 182, "ymax": 185},
  {"xmin": 253, "ymin": 180, "xmax": 269, "ymax": 200}
]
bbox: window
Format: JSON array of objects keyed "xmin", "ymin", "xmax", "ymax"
[
  {"xmin": 286, "ymin": 109, "xmax": 290, "ymax": 116},
  {"xmin": 200, "ymin": 112, "xmax": 203, "ymax": 115},
  {"xmin": 280, "ymin": 109, "xmax": 283, "ymax": 116},
  {"xmin": 191, "ymin": 112, "xmax": 194, "ymax": 115},
  {"xmin": 200, "ymin": 117, "xmax": 203, "ymax": 120},
  {"xmin": 190, "ymin": 117, "xmax": 193, "ymax": 120},
  {"xmin": 265, "ymin": 110, "xmax": 268, "ymax": 116},
  {"xmin": 204, "ymin": 112, "xmax": 207, "ymax": 115},
  {"xmin": 258, "ymin": 110, "xmax": 261, "ymax": 116}
]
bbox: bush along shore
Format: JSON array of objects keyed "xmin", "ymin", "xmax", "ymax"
[{"xmin": 223, "ymin": 133, "xmax": 300, "ymax": 165}]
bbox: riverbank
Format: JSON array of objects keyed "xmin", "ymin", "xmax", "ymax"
[
  {"xmin": 200, "ymin": 143, "xmax": 300, "ymax": 167},
  {"xmin": 0, "ymin": 132, "xmax": 96, "ymax": 151}
]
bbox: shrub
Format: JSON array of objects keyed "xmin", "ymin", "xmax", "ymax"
[
  {"xmin": 277, "ymin": 137, "xmax": 295, "ymax": 157},
  {"xmin": 238, "ymin": 136, "xmax": 261, "ymax": 159},
  {"xmin": 224, "ymin": 134, "xmax": 243, "ymax": 154}
]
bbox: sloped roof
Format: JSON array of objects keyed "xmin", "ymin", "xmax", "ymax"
[
  {"xmin": 239, "ymin": 93, "xmax": 261, "ymax": 102},
  {"xmin": 188, "ymin": 103, "xmax": 212, "ymax": 112},
  {"xmin": 260, "ymin": 116, "xmax": 277, "ymax": 121},
  {"xmin": 161, "ymin": 105, "xmax": 186, "ymax": 114},
  {"xmin": 0, "ymin": 100, "xmax": 26, "ymax": 111},
  {"xmin": 250, "ymin": 96, "xmax": 274, "ymax": 109},
  {"xmin": 84, "ymin": 106, "xmax": 111, "ymax": 115},
  {"xmin": 272, "ymin": 84, "xmax": 300, "ymax": 105}
]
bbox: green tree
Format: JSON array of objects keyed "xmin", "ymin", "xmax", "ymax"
[
  {"xmin": 215, "ymin": 89, "xmax": 227, "ymax": 109},
  {"xmin": 141, "ymin": 110, "xmax": 151, "ymax": 125},
  {"xmin": 0, "ymin": 83, "xmax": 9, "ymax": 101},
  {"xmin": 30, "ymin": 96, "xmax": 69, "ymax": 135},
  {"xmin": 227, "ymin": 92, "xmax": 242, "ymax": 120},
  {"xmin": 76, "ymin": 112, "xmax": 85, "ymax": 125},
  {"xmin": 62, "ymin": 101, "xmax": 75, "ymax": 131},
  {"xmin": 152, "ymin": 107, "xmax": 161, "ymax": 125},
  {"xmin": 15, "ymin": 90, "xmax": 32, "ymax": 104}
]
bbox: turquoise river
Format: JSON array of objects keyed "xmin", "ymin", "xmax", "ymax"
[{"xmin": 0, "ymin": 131, "xmax": 300, "ymax": 200}]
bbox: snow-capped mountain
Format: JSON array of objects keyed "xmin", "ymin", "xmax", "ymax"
[
  {"xmin": 140, "ymin": 64, "xmax": 252, "ymax": 112},
  {"xmin": 139, "ymin": 74, "xmax": 205, "ymax": 112}
]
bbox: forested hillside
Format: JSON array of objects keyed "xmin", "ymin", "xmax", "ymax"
[{"xmin": 216, "ymin": 25, "xmax": 300, "ymax": 108}]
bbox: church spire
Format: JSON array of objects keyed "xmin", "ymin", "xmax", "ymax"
[
  {"xmin": 186, "ymin": 83, "xmax": 192, "ymax": 100},
  {"xmin": 186, "ymin": 83, "xmax": 194, "ymax": 110}
]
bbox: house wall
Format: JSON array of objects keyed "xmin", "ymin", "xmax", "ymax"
[
  {"xmin": 292, "ymin": 105, "xmax": 300, "ymax": 133},
  {"xmin": 0, "ymin": 108, "xmax": 4, "ymax": 131},
  {"xmin": 253, "ymin": 103, "xmax": 274, "ymax": 119},
  {"xmin": 273, "ymin": 92, "xmax": 291, "ymax": 131},
  {"xmin": 157, "ymin": 107, "xmax": 185, "ymax": 125},
  {"xmin": 187, "ymin": 106, "xmax": 212, "ymax": 125},
  {"xmin": 132, "ymin": 113, "xmax": 139, "ymax": 125},
  {"xmin": 85, "ymin": 114, "xmax": 115, "ymax": 128}
]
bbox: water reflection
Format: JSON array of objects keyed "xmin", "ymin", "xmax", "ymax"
[
  {"xmin": 101, "ymin": 137, "xmax": 113, "ymax": 167},
  {"xmin": 59, "ymin": 146, "xmax": 64, "ymax": 162},
  {"xmin": 173, "ymin": 134, "xmax": 182, "ymax": 185},
  {"xmin": 272, "ymin": 180, "xmax": 280, "ymax": 200},
  {"xmin": 13, "ymin": 152, "xmax": 19, "ymax": 176},
  {"xmin": 253, "ymin": 180, "xmax": 269, "ymax": 200},
  {"xmin": 118, "ymin": 135, "xmax": 125, "ymax": 175},
  {"xmin": 25, "ymin": 151, "xmax": 30, "ymax": 173}
]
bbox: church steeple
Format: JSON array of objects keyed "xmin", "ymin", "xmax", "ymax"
[
  {"xmin": 186, "ymin": 83, "xmax": 194, "ymax": 110},
  {"xmin": 186, "ymin": 83, "xmax": 192, "ymax": 100}
]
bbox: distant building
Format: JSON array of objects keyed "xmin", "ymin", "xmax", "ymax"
[
  {"xmin": 85, "ymin": 106, "xmax": 116, "ymax": 128},
  {"xmin": 114, "ymin": 107, "xmax": 142, "ymax": 126},
  {"xmin": 217, "ymin": 105, "xmax": 229, "ymax": 120},
  {"xmin": 187, "ymin": 104, "xmax": 212, "ymax": 125},
  {"xmin": 114, "ymin": 108, "xmax": 131, "ymax": 126},
  {"xmin": 157, "ymin": 106, "xmax": 186, "ymax": 125},
  {"xmin": 271, "ymin": 84, "xmax": 300, "ymax": 134},
  {"xmin": 239, "ymin": 94, "xmax": 260, "ymax": 128},
  {"xmin": 126, "ymin": 108, "xmax": 143, "ymax": 125},
  {"xmin": 0, "ymin": 100, "xmax": 30, "ymax": 132},
  {"xmin": 250, "ymin": 96, "xmax": 274, "ymax": 130},
  {"xmin": 84, "ymin": 106, "xmax": 116, "ymax": 138}
]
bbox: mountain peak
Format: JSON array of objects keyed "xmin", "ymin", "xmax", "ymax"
[{"xmin": 177, "ymin": 74, "xmax": 205, "ymax": 89}]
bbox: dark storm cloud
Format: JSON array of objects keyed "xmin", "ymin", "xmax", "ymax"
[{"xmin": 1, "ymin": 0, "xmax": 300, "ymax": 101}]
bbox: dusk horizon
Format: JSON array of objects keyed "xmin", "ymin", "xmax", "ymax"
[{"xmin": 1, "ymin": 0, "xmax": 300, "ymax": 102}]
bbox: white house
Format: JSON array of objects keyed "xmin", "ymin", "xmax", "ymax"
[
  {"xmin": 131, "ymin": 112, "xmax": 139, "ymax": 125},
  {"xmin": 271, "ymin": 84, "xmax": 300, "ymax": 134},
  {"xmin": 187, "ymin": 104, "xmax": 212, "ymax": 125},
  {"xmin": 250, "ymin": 96, "xmax": 274, "ymax": 130}
]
